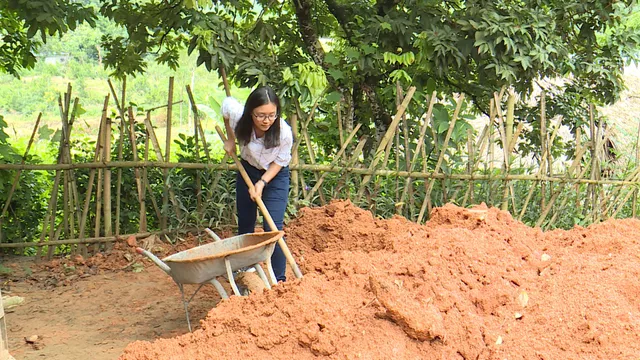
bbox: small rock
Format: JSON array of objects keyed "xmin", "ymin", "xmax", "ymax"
[
  {"xmin": 515, "ymin": 312, "xmax": 523, "ymax": 319},
  {"xmin": 124, "ymin": 253, "xmax": 134, "ymax": 262},
  {"xmin": 496, "ymin": 336, "xmax": 503, "ymax": 345},
  {"xmin": 541, "ymin": 253, "xmax": 552, "ymax": 262},
  {"xmin": 126, "ymin": 235, "xmax": 137, "ymax": 247},
  {"xmin": 517, "ymin": 290, "xmax": 529, "ymax": 308},
  {"xmin": 25, "ymin": 335, "xmax": 39, "ymax": 343}
]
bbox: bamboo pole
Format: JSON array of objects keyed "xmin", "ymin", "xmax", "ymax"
[
  {"xmin": 417, "ymin": 94, "xmax": 465, "ymax": 223},
  {"xmin": 0, "ymin": 160, "xmax": 637, "ymax": 185},
  {"xmin": 108, "ymin": 77, "xmax": 127, "ymax": 236},
  {"xmin": 575, "ymin": 126, "xmax": 582, "ymax": 210},
  {"xmin": 183, "ymin": 85, "xmax": 202, "ymax": 213},
  {"xmin": 487, "ymin": 99, "xmax": 496, "ymax": 204},
  {"xmin": 143, "ymin": 116, "xmax": 161, "ymax": 222},
  {"xmin": 634, "ymin": 119, "xmax": 640, "ymax": 218},
  {"xmin": 93, "ymin": 101, "xmax": 108, "ymax": 253},
  {"xmin": 127, "ymin": 107, "xmax": 146, "ymax": 232},
  {"xmin": 337, "ymin": 100, "xmax": 344, "ymax": 147},
  {"xmin": 355, "ymin": 87, "xmax": 416, "ymax": 202},
  {"xmin": 541, "ymin": 93, "xmax": 547, "ymax": 211},
  {"xmin": 0, "ymin": 114, "xmax": 41, "ymax": 244},
  {"xmin": 215, "ymin": 125, "xmax": 303, "ymax": 279},
  {"xmin": 465, "ymin": 128, "xmax": 474, "ymax": 206},
  {"xmin": 0, "ymin": 228, "xmax": 198, "ymax": 249},
  {"xmin": 161, "ymin": 77, "xmax": 175, "ymax": 230},
  {"xmin": 588, "ymin": 105, "xmax": 599, "ymax": 222},
  {"xmin": 290, "ymin": 113, "xmax": 300, "ymax": 199},
  {"xmin": 398, "ymin": 91, "xmax": 437, "ymax": 213},
  {"xmin": 304, "ymin": 124, "xmax": 362, "ymax": 203},
  {"xmin": 395, "ymin": 83, "xmax": 402, "ymax": 208},
  {"xmin": 103, "ymin": 117, "xmax": 113, "ymax": 247}
]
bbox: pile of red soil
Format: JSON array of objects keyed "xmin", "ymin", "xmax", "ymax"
[{"xmin": 120, "ymin": 200, "xmax": 640, "ymax": 359}]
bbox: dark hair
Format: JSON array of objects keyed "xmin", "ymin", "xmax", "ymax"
[{"xmin": 234, "ymin": 86, "xmax": 281, "ymax": 149}]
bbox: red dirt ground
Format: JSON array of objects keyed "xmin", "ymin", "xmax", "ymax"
[{"xmin": 110, "ymin": 200, "xmax": 640, "ymax": 360}]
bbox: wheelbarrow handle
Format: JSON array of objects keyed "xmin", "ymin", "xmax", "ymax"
[
  {"xmin": 136, "ymin": 247, "xmax": 171, "ymax": 275},
  {"xmin": 215, "ymin": 125, "xmax": 303, "ymax": 279}
]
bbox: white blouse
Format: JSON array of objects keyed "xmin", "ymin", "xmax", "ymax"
[{"xmin": 221, "ymin": 97, "xmax": 293, "ymax": 170}]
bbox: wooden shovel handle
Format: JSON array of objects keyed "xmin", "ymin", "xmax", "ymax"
[{"xmin": 215, "ymin": 125, "xmax": 303, "ymax": 279}]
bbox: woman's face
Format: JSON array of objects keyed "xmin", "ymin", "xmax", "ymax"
[{"xmin": 251, "ymin": 103, "xmax": 278, "ymax": 134}]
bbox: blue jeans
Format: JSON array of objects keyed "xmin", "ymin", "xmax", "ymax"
[{"xmin": 236, "ymin": 159, "xmax": 290, "ymax": 282}]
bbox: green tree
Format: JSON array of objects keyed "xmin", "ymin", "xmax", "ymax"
[{"xmin": 1, "ymin": 0, "xmax": 640, "ymax": 152}]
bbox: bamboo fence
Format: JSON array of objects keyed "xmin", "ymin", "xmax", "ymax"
[{"xmin": 0, "ymin": 78, "xmax": 637, "ymax": 258}]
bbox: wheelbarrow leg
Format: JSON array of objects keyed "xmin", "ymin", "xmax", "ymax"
[
  {"xmin": 224, "ymin": 257, "xmax": 242, "ymax": 296},
  {"xmin": 178, "ymin": 283, "xmax": 193, "ymax": 332},
  {"xmin": 209, "ymin": 278, "xmax": 229, "ymax": 299},
  {"xmin": 253, "ymin": 263, "xmax": 271, "ymax": 290},
  {"xmin": 266, "ymin": 258, "xmax": 277, "ymax": 286}
]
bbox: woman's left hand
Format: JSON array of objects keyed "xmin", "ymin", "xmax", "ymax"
[{"xmin": 250, "ymin": 180, "xmax": 265, "ymax": 201}]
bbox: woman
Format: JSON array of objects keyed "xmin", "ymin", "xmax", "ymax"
[{"xmin": 221, "ymin": 85, "xmax": 293, "ymax": 282}]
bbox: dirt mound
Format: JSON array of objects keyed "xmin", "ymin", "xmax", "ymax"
[{"xmin": 120, "ymin": 200, "xmax": 640, "ymax": 359}]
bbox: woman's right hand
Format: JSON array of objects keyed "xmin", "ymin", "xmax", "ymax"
[{"xmin": 223, "ymin": 140, "xmax": 236, "ymax": 156}]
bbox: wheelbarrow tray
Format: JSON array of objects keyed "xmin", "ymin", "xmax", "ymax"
[{"xmin": 162, "ymin": 231, "xmax": 283, "ymax": 284}]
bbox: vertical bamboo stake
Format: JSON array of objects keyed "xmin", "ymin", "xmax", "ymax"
[
  {"xmin": 400, "ymin": 85, "xmax": 413, "ymax": 215},
  {"xmin": 162, "ymin": 77, "xmax": 175, "ymax": 230},
  {"xmin": 143, "ymin": 112, "xmax": 161, "ymax": 221},
  {"xmin": 540, "ymin": 93, "xmax": 548, "ymax": 211},
  {"xmin": 185, "ymin": 86, "xmax": 202, "ymax": 213},
  {"xmin": 290, "ymin": 113, "xmax": 300, "ymax": 200},
  {"xmin": 93, "ymin": 96, "xmax": 109, "ymax": 253},
  {"xmin": 395, "ymin": 83, "xmax": 402, "ymax": 208},
  {"xmin": 634, "ymin": 120, "xmax": 640, "ymax": 217},
  {"xmin": 487, "ymin": 99, "xmax": 496, "ymax": 204},
  {"xmin": 466, "ymin": 128, "xmax": 474, "ymax": 206},
  {"xmin": 417, "ymin": 94, "xmax": 465, "ymax": 223},
  {"xmin": 589, "ymin": 104, "xmax": 598, "ymax": 222},
  {"xmin": 337, "ymin": 100, "xmax": 344, "ymax": 147},
  {"xmin": 575, "ymin": 126, "xmax": 582, "ymax": 210},
  {"xmin": 108, "ymin": 77, "xmax": 127, "ymax": 236},
  {"xmin": 103, "ymin": 117, "xmax": 113, "ymax": 247},
  {"xmin": 127, "ymin": 107, "xmax": 146, "ymax": 232}
]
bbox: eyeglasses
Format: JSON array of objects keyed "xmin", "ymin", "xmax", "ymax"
[{"xmin": 252, "ymin": 113, "xmax": 278, "ymax": 121}]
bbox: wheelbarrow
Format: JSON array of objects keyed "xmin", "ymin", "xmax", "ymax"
[{"xmin": 136, "ymin": 229, "xmax": 283, "ymax": 331}]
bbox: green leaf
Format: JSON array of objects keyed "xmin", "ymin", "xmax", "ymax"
[
  {"xmin": 326, "ymin": 91, "xmax": 342, "ymax": 103},
  {"xmin": 325, "ymin": 53, "xmax": 340, "ymax": 66},
  {"xmin": 38, "ymin": 125, "xmax": 55, "ymax": 140},
  {"xmin": 328, "ymin": 68, "xmax": 344, "ymax": 81}
]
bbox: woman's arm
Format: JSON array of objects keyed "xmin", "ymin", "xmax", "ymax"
[{"xmin": 221, "ymin": 97, "xmax": 243, "ymax": 155}]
